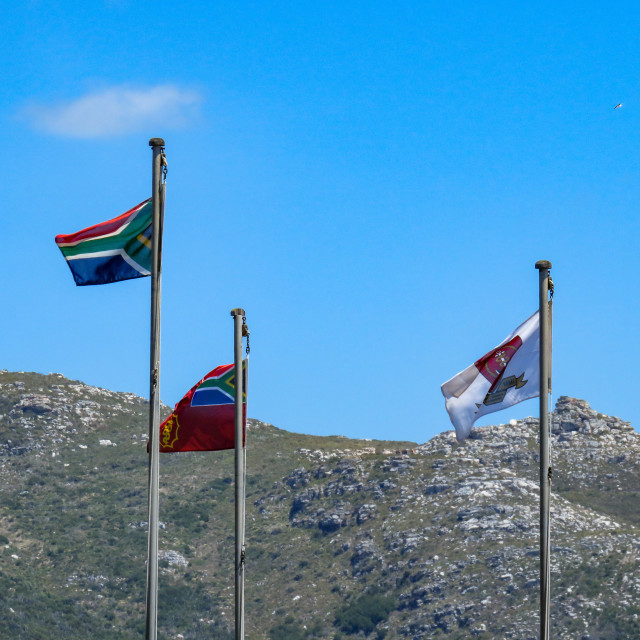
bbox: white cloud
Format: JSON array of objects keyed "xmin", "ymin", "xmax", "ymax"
[{"xmin": 21, "ymin": 84, "xmax": 203, "ymax": 138}]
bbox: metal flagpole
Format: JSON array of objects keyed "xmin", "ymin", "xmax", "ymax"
[
  {"xmin": 231, "ymin": 308, "xmax": 247, "ymax": 640},
  {"xmin": 536, "ymin": 260, "xmax": 552, "ymax": 640},
  {"xmin": 145, "ymin": 138, "xmax": 166, "ymax": 640}
]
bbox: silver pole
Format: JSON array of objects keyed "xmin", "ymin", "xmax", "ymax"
[
  {"xmin": 230, "ymin": 308, "xmax": 246, "ymax": 640},
  {"xmin": 536, "ymin": 259, "xmax": 552, "ymax": 640},
  {"xmin": 145, "ymin": 137, "xmax": 165, "ymax": 640}
]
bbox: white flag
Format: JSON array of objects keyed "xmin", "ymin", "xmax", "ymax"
[{"xmin": 441, "ymin": 311, "xmax": 540, "ymax": 441}]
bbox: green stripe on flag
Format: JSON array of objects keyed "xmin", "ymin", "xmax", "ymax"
[
  {"xmin": 198, "ymin": 368, "xmax": 237, "ymax": 397},
  {"xmin": 59, "ymin": 207, "xmax": 152, "ymax": 258}
]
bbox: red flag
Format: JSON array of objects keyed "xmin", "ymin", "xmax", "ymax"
[{"xmin": 153, "ymin": 363, "xmax": 246, "ymax": 453}]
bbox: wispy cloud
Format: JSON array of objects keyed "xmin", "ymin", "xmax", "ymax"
[{"xmin": 21, "ymin": 84, "xmax": 203, "ymax": 138}]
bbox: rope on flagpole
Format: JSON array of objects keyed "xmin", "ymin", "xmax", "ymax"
[
  {"xmin": 157, "ymin": 147, "xmax": 167, "ymax": 279},
  {"xmin": 241, "ymin": 315, "xmax": 250, "ymax": 567},
  {"xmin": 240, "ymin": 316, "xmax": 251, "ymax": 632},
  {"xmin": 243, "ymin": 316, "xmax": 250, "ymax": 355},
  {"xmin": 547, "ymin": 275, "xmax": 554, "ymax": 479},
  {"xmin": 161, "ymin": 151, "xmax": 168, "ymax": 182},
  {"xmin": 548, "ymin": 276, "xmax": 553, "ymax": 396}
]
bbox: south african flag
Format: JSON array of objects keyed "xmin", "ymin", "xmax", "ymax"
[
  {"xmin": 55, "ymin": 198, "xmax": 152, "ymax": 286},
  {"xmin": 192, "ymin": 361, "xmax": 247, "ymax": 407},
  {"xmin": 156, "ymin": 362, "xmax": 247, "ymax": 453}
]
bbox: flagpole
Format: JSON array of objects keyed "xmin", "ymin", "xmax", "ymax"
[
  {"xmin": 145, "ymin": 138, "xmax": 166, "ymax": 640},
  {"xmin": 536, "ymin": 259, "xmax": 552, "ymax": 640},
  {"xmin": 231, "ymin": 308, "xmax": 246, "ymax": 640}
]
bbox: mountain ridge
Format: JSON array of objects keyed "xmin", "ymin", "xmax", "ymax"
[{"xmin": 1, "ymin": 369, "xmax": 639, "ymax": 639}]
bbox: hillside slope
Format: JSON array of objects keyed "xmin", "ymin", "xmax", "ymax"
[{"xmin": 1, "ymin": 370, "xmax": 639, "ymax": 639}]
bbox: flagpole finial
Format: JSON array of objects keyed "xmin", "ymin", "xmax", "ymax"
[
  {"xmin": 149, "ymin": 138, "xmax": 165, "ymax": 147},
  {"xmin": 230, "ymin": 308, "xmax": 246, "ymax": 317},
  {"xmin": 535, "ymin": 260, "xmax": 552, "ymax": 270}
]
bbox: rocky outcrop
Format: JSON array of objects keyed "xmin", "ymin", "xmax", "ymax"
[{"xmin": 1, "ymin": 370, "xmax": 639, "ymax": 640}]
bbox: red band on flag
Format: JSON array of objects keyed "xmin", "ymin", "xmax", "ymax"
[
  {"xmin": 474, "ymin": 335, "xmax": 523, "ymax": 386},
  {"xmin": 55, "ymin": 199, "xmax": 151, "ymax": 246}
]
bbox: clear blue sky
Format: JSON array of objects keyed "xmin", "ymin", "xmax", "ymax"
[{"xmin": 2, "ymin": 2, "xmax": 638, "ymax": 442}]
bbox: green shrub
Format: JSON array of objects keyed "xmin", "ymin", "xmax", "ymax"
[
  {"xmin": 335, "ymin": 593, "xmax": 395, "ymax": 635},
  {"xmin": 269, "ymin": 620, "xmax": 307, "ymax": 640}
]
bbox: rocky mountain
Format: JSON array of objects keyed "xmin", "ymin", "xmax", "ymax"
[{"xmin": 1, "ymin": 369, "xmax": 639, "ymax": 639}]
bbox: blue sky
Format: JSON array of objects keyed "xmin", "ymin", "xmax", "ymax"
[{"xmin": 2, "ymin": 2, "xmax": 639, "ymax": 443}]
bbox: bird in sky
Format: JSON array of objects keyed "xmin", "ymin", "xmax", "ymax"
[{"xmin": 614, "ymin": 103, "xmax": 623, "ymax": 109}]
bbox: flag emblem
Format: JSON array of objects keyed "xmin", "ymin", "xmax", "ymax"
[
  {"xmin": 482, "ymin": 373, "xmax": 528, "ymax": 406},
  {"xmin": 55, "ymin": 199, "xmax": 152, "ymax": 286},
  {"xmin": 475, "ymin": 336, "xmax": 523, "ymax": 384},
  {"xmin": 161, "ymin": 415, "xmax": 181, "ymax": 449}
]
